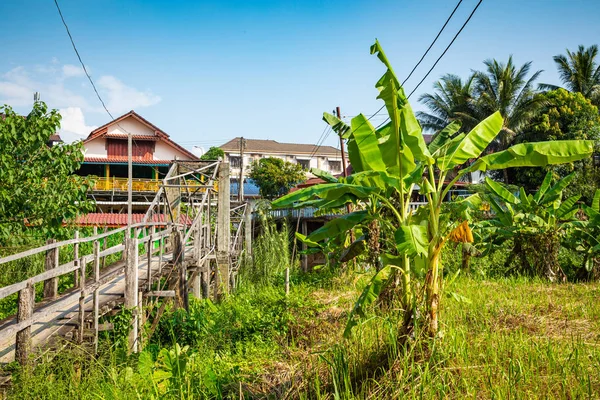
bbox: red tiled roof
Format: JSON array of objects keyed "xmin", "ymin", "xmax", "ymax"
[
  {"xmin": 84, "ymin": 157, "xmax": 172, "ymax": 165},
  {"xmin": 75, "ymin": 213, "xmax": 193, "ymax": 227}
]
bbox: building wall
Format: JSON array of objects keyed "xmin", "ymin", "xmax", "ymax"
[
  {"xmin": 154, "ymin": 141, "xmax": 195, "ymax": 160},
  {"xmin": 107, "ymin": 118, "xmax": 154, "ymax": 136},
  {"xmin": 224, "ymin": 151, "xmax": 342, "ymax": 178},
  {"xmin": 85, "ymin": 138, "xmax": 107, "ymax": 157}
]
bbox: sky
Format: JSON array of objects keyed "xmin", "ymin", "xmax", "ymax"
[{"xmin": 1, "ymin": 0, "xmax": 600, "ymax": 152}]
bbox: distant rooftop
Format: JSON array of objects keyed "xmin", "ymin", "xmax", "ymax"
[{"xmin": 220, "ymin": 137, "xmax": 340, "ymax": 157}]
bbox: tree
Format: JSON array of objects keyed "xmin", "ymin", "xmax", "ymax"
[
  {"xmin": 248, "ymin": 157, "xmax": 306, "ymax": 199},
  {"xmin": 540, "ymin": 45, "xmax": 600, "ymax": 106},
  {"xmin": 509, "ymin": 89, "xmax": 600, "ymax": 202},
  {"xmin": 199, "ymin": 146, "xmax": 224, "ymax": 161},
  {"xmin": 417, "ymin": 73, "xmax": 481, "ymax": 133},
  {"xmin": 475, "ymin": 57, "xmax": 546, "ymax": 183},
  {"xmin": 0, "ymin": 102, "xmax": 95, "ymax": 242}
]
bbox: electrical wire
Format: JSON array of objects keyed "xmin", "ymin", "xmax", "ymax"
[{"xmin": 374, "ymin": 0, "xmax": 484, "ymax": 130}]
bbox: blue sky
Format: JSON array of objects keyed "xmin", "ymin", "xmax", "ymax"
[{"xmin": 1, "ymin": 0, "xmax": 599, "ymax": 152}]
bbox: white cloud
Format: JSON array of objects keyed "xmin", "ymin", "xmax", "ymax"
[
  {"xmin": 59, "ymin": 107, "xmax": 98, "ymax": 142},
  {"xmin": 62, "ymin": 64, "xmax": 86, "ymax": 78},
  {"xmin": 97, "ymin": 75, "xmax": 161, "ymax": 114}
]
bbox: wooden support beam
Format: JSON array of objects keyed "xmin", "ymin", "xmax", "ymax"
[
  {"xmin": 244, "ymin": 203, "xmax": 252, "ymax": 258},
  {"xmin": 78, "ymin": 257, "xmax": 86, "ymax": 344},
  {"xmin": 173, "ymin": 229, "xmax": 188, "ymax": 310},
  {"xmin": 74, "ymin": 230, "xmax": 80, "ymax": 287},
  {"xmin": 125, "ymin": 237, "xmax": 139, "ymax": 353},
  {"xmin": 144, "ymin": 290, "xmax": 176, "ymax": 298},
  {"xmin": 93, "ymin": 226, "xmax": 100, "ymax": 353},
  {"xmin": 43, "ymin": 239, "xmax": 58, "ymax": 300},
  {"xmin": 15, "ymin": 281, "xmax": 34, "ymax": 366},
  {"xmin": 216, "ymin": 162, "xmax": 231, "ymax": 300}
]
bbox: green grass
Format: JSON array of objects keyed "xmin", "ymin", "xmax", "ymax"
[{"xmin": 5, "ymin": 270, "xmax": 600, "ymax": 399}]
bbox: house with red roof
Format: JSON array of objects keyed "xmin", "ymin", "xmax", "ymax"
[{"xmin": 76, "ymin": 110, "xmax": 199, "ymax": 215}]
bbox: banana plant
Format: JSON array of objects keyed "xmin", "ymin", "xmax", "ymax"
[
  {"xmin": 273, "ymin": 40, "xmax": 594, "ymax": 338},
  {"xmin": 565, "ymin": 190, "xmax": 600, "ymax": 280},
  {"xmin": 480, "ymin": 172, "xmax": 582, "ymax": 280}
]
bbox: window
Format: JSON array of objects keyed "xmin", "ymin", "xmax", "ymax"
[
  {"xmin": 229, "ymin": 156, "xmax": 241, "ymax": 168},
  {"xmin": 329, "ymin": 160, "xmax": 342, "ymax": 172},
  {"xmin": 298, "ymin": 159, "xmax": 310, "ymax": 170},
  {"xmin": 107, "ymin": 139, "xmax": 154, "ymax": 159}
]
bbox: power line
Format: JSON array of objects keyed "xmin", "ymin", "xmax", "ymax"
[
  {"xmin": 401, "ymin": 0, "xmax": 464, "ymax": 86},
  {"xmin": 53, "ymin": 0, "xmax": 114, "ymax": 120},
  {"xmin": 406, "ymin": 0, "xmax": 483, "ymax": 99},
  {"xmin": 375, "ymin": 0, "xmax": 484, "ymax": 130}
]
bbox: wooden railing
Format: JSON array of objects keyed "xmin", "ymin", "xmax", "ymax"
[{"xmin": 93, "ymin": 177, "xmax": 217, "ymax": 192}]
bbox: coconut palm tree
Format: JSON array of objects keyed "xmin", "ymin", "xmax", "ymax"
[
  {"xmin": 474, "ymin": 57, "xmax": 545, "ymax": 183},
  {"xmin": 540, "ymin": 45, "xmax": 600, "ymax": 106},
  {"xmin": 417, "ymin": 73, "xmax": 481, "ymax": 133}
]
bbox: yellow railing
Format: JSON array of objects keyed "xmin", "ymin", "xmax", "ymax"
[{"xmin": 93, "ymin": 178, "xmax": 215, "ymax": 192}]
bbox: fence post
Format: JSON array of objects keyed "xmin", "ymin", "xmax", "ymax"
[
  {"xmin": 173, "ymin": 228, "xmax": 187, "ymax": 310},
  {"xmin": 147, "ymin": 226, "xmax": 155, "ymax": 291},
  {"xmin": 78, "ymin": 257, "xmax": 86, "ymax": 344},
  {"xmin": 125, "ymin": 237, "xmax": 139, "ymax": 353},
  {"xmin": 43, "ymin": 239, "xmax": 58, "ymax": 300},
  {"xmin": 15, "ymin": 281, "xmax": 34, "ymax": 366},
  {"xmin": 93, "ymin": 226, "xmax": 100, "ymax": 353},
  {"xmin": 244, "ymin": 203, "xmax": 252, "ymax": 258},
  {"xmin": 74, "ymin": 230, "xmax": 80, "ymax": 287},
  {"xmin": 216, "ymin": 162, "xmax": 231, "ymax": 300}
]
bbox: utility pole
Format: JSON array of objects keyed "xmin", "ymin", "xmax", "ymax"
[
  {"xmin": 336, "ymin": 107, "xmax": 348, "ymax": 179},
  {"xmin": 238, "ymin": 137, "xmax": 246, "ymax": 202},
  {"xmin": 336, "ymin": 107, "xmax": 351, "ymax": 215},
  {"xmin": 127, "ymin": 131, "xmax": 133, "ymax": 236}
]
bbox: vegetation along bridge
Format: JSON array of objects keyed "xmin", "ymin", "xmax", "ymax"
[{"xmin": 0, "ymin": 161, "xmax": 251, "ymax": 365}]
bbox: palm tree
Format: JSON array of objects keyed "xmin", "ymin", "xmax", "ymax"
[
  {"xmin": 474, "ymin": 57, "xmax": 545, "ymax": 183},
  {"xmin": 417, "ymin": 73, "xmax": 481, "ymax": 133},
  {"xmin": 540, "ymin": 45, "xmax": 600, "ymax": 106}
]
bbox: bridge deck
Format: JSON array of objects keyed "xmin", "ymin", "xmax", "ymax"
[{"xmin": 0, "ymin": 247, "xmax": 192, "ymax": 364}]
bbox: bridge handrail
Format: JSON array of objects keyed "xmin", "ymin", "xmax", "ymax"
[
  {"xmin": 0, "ymin": 222, "xmax": 185, "ymax": 266},
  {"xmin": 0, "ymin": 228, "xmax": 175, "ymax": 301}
]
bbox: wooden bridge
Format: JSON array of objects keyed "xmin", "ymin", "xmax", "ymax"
[{"xmin": 0, "ymin": 160, "xmax": 250, "ymax": 365}]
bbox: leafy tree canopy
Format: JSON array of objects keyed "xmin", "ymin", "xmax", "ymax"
[
  {"xmin": 199, "ymin": 146, "xmax": 224, "ymax": 161},
  {"xmin": 248, "ymin": 157, "xmax": 306, "ymax": 199},
  {"xmin": 509, "ymin": 89, "xmax": 600, "ymax": 201},
  {"xmin": 0, "ymin": 102, "xmax": 95, "ymax": 243}
]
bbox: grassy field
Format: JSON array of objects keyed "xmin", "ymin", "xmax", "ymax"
[{"xmin": 5, "ymin": 268, "xmax": 600, "ymax": 399}]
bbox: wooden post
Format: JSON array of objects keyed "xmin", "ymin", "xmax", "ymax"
[
  {"xmin": 74, "ymin": 230, "xmax": 80, "ymax": 287},
  {"xmin": 101, "ymin": 226, "xmax": 108, "ymax": 269},
  {"xmin": 78, "ymin": 257, "xmax": 86, "ymax": 344},
  {"xmin": 125, "ymin": 237, "xmax": 139, "ymax": 353},
  {"xmin": 43, "ymin": 239, "xmax": 58, "ymax": 299},
  {"xmin": 147, "ymin": 226, "xmax": 155, "ymax": 291},
  {"xmin": 201, "ymin": 191, "xmax": 211, "ymax": 299},
  {"xmin": 15, "ymin": 281, "xmax": 34, "ymax": 366},
  {"xmin": 244, "ymin": 203, "xmax": 252, "ymax": 258},
  {"xmin": 192, "ymin": 221, "xmax": 202, "ymax": 298},
  {"xmin": 285, "ymin": 268, "xmax": 290, "ymax": 296},
  {"xmin": 216, "ymin": 162, "xmax": 231, "ymax": 300},
  {"xmin": 301, "ymin": 221, "xmax": 308, "ymax": 272},
  {"xmin": 173, "ymin": 228, "xmax": 187, "ymax": 310},
  {"xmin": 93, "ymin": 227, "xmax": 100, "ymax": 353}
]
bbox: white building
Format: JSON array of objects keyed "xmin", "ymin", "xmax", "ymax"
[{"xmin": 219, "ymin": 137, "xmax": 344, "ymax": 180}]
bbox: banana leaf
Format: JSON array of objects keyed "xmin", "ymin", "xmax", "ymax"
[
  {"xmin": 472, "ymin": 140, "xmax": 594, "ymax": 171},
  {"xmin": 308, "ymin": 210, "xmax": 370, "ymax": 242},
  {"xmin": 428, "ymin": 120, "xmax": 462, "ymax": 154},
  {"xmin": 485, "ymin": 177, "xmax": 519, "ymax": 204},
  {"xmin": 437, "ymin": 111, "xmax": 503, "ymax": 170},
  {"xmin": 272, "ymin": 183, "xmax": 377, "ymax": 208},
  {"xmin": 395, "ymin": 224, "xmax": 428, "ymax": 257}
]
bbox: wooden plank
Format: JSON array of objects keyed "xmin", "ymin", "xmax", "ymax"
[
  {"xmin": 98, "ymin": 323, "xmax": 113, "ymax": 332},
  {"xmin": 74, "ymin": 231, "xmax": 80, "ymax": 288},
  {"xmin": 93, "ymin": 227, "xmax": 100, "ymax": 353},
  {"xmin": 144, "ymin": 290, "xmax": 176, "ymax": 298},
  {"xmin": 78, "ymin": 257, "xmax": 86, "ymax": 344},
  {"xmin": 124, "ymin": 238, "xmax": 139, "ymax": 353},
  {"xmin": 216, "ymin": 162, "xmax": 231, "ymax": 300},
  {"xmin": 15, "ymin": 282, "xmax": 34, "ymax": 365}
]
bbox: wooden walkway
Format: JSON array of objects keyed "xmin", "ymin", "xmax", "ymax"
[{"xmin": 0, "ymin": 160, "xmax": 250, "ymax": 365}]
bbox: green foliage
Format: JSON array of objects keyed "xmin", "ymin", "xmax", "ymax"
[
  {"xmin": 0, "ymin": 102, "xmax": 95, "ymax": 242},
  {"xmin": 199, "ymin": 146, "xmax": 224, "ymax": 161},
  {"xmin": 248, "ymin": 157, "xmax": 306, "ymax": 199},
  {"xmin": 509, "ymin": 89, "xmax": 600, "ymax": 202},
  {"xmin": 479, "ymin": 173, "xmax": 581, "ymax": 279}
]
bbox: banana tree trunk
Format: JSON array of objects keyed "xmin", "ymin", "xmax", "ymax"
[{"xmin": 425, "ymin": 242, "xmax": 442, "ymax": 337}]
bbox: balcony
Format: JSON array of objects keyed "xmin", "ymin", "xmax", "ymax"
[{"xmin": 92, "ymin": 177, "xmax": 216, "ymax": 192}]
